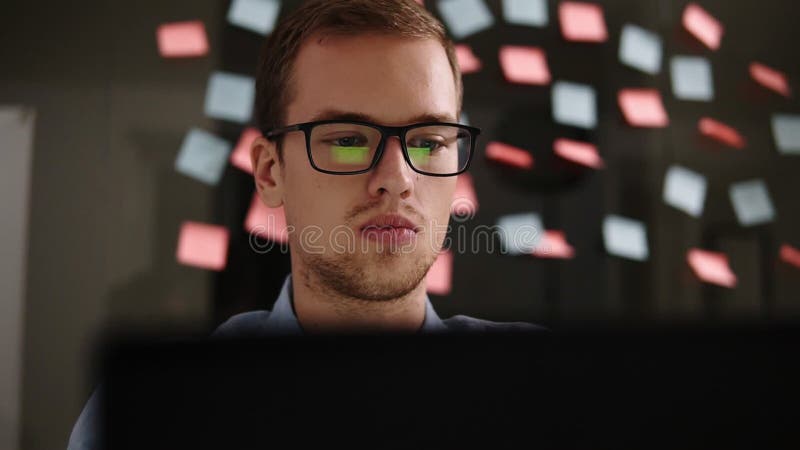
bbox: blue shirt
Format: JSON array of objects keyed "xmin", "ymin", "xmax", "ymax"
[{"xmin": 67, "ymin": 274, "xmax": 542, "ymax": 449}]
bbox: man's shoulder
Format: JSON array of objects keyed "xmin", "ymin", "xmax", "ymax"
[
  {"xmin": 212, "ymin": 310, "xmax": 274, "ymax": 338},
  {"xmin": 441, "ymin": 315, "xmax": 548, "ymax": 333}
]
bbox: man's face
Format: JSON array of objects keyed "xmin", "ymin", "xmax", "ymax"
[{"xmin": 280, "ymin": 33, "xmax": 459, "ymax": 301}]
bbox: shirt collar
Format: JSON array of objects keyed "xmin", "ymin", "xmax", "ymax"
[{"xmin": 265, "ymin": 274, "xmax": 448, "ymax": 334}]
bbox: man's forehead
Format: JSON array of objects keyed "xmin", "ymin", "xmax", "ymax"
[
  {"xmin": 286, "ymin": 33, "xmax": 458, "ymax": 125},
  {"xmin": 308, "ymin": 109, "xmax": 458, "ymax": 126}
]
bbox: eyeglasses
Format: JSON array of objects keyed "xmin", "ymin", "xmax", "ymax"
[{"xmin": 265, "ymin": 119, "xmax": 481, "ymax": 176}]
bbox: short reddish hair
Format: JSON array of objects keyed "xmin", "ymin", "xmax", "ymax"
[{"xmin": 255, "ymin": 0, "xmax": 463, "ymax": 149}]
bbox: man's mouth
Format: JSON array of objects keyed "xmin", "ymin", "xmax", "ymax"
[{"xmin": 358, "ymin": 213, "xmax": 420, "ymax": 245}]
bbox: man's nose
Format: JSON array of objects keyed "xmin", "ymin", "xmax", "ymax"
[{"xmin": 366, "ymin": 136, "xmax": 415, "ymax": 199}]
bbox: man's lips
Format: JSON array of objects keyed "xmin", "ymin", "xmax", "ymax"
[{"xmin": 358, "ymin": 213, "xmax": 421, "ymax": 234}]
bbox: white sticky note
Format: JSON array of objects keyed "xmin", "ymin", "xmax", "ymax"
[
  {"xmin": 438, "ymin": 0, "xmax": 494, "ymax": 39},
  {"xmin": 603, "ymin": 215, "xmax": 649, "ymax": 261},
  {"xmin": 175, "ymin": 128, "xmax": 232, "ymax": 185},
  {"xmin": 496, "ymin": 212, "xmax": 544, "ymax": 255},
  {"xmin": 619, "ymin": 24, "xmax": 663, "ymax": 75},
  {"xmin": 670, "ymin": 56, "xmax": 714, "ymax": 101},
  {"xmin": 502, "ymin": 0, "xmax": 548, "ymax": 27},
  {"xmin": 227, "ymin": 0, "xmax": 281, "ymax": 35},
  {"xmin": 663, "ymin": 165, "xmax": 707, "ymax": 218},
  {"xmin": 204, "ymin": 71, "xmax": 256, "ymax": 124},
  {"xmin": 729, "ymin": 179, "xmax": 776, "ymax": 226},
  {"xmin": 552, "ymin": 81, "xmax": 597, "ymax": 129},
  {"xmin": 771, "ymin": 114, "xmax": 800, "ymax": 155}
]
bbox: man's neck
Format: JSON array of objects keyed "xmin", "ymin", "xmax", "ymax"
[{"xmin": 290, "ymin": 264, "xmax": 427, "ymax": 334}]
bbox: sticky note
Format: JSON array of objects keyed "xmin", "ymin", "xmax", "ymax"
[
  {"xmin": 670, "ymin": 56, "xmax": 714, "ymax": 101},
  {"xmin": 227, "ymin": 0, "xmax": 281, "ymax": 35},
  {"xmin": 485, "ymin": 141, "xmax": 534, "ymax": 170},
  {"xmin": 687, "ymin": 249, "xmax": 737, "ymax": 288},
  {"xmin": 663, "ymin": 165, "xmax": 707, "ymax": 218},
  {"xmin": 455, "ymin": 44, "xmax": 482, "ymax": 74},
  {"xmin": 682, "ymin": 3, "xmax": 723, "ymax": 50},
  {"xmin": 698, "ymin": 117, "xmax": 746, "ymax": 149},
  {"xmin": 771, "ymin": 114, "xmax": 800, "ymax": 155},
  {"xmin": 558, "ymin": 1, "xmax": 607, "ymax": 43},
  {"xmin": 451, "ymin": 172, "xmax": 479, "ymax": 216},
  {"xmin": 156, "ymin": 21, "xmax": 209, "ymax": 58},
  {"xmin": 618, "ymin": 88, "xmax": 669, "ymax": 128},
  {"xmin": 502, "ymin": 0, "xmax": 548, "ymax": 27},
  {"xmin": 175, "ymin": 128, "xmax": 232, "ymax": 185},
  {"xmin": 750, "ymin": 62, "xmax": 791, "ymax": 97},
  {"xmin": 780, "ymin": 244, "xmax": 800, "ymax": 269},
  {"xmin": 729, "ymin": 179, "xmax": 776, "ymax": 227},
  {"xmin": 532, "ymin": 230, "xmax": 575, "ymax": 259},
  {"xmin": 497, "ymin": 212, "xmax": 544, "ymax": 255},
  {"xmin": 426, "ymin": 250, "xmax": 453, "ymax": 296},
  {"xmin": 619, "ymin": 24, "xmax": 663, "ymax": 75},
  {"xmin": 437, "ymin": 0, "xmax": 494, "ymax": 40},
  {"xmin": 176, "ymin": 221, "xmax": 229, "ymax": 271},
  {"xmin": 552, "ymin": 81, "xmax": 597, "ymax": 129},
  {"xmin": 245, "ymin": 193, "xmax": 289, "ymax": 244},
  {"xmin": 204, "ymin": 72, "xmax": 255, "ymax": 124},
  {"xmin": 553, "ymin": 138, "xmax": 604, "ymax": 169},
  {"xmin": 603, "ymin": 215, "xmax": 649, "ymax": 261},
  {"xmin": 499, "ymin": 46, "xmax": 551, "ymax": 85},
  {"xmin": 230, "ymin": 127, "xmax": 261, "ymax": 174}
]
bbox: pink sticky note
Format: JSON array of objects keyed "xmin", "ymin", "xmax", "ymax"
[
  {"xmin": 499, "ymin": 46, "xmax": 551, "ymax": 85},
  {"xmin": 698, "ymin": 117, "xmax": 746, "ymax": 149},
  {"xmin": 485, "ymin": 141, "xmax": 534, "ymax": 170},
  {"xmin": 682, "ymin": 3, "xmax": 723, "ymax": 50},
  {"xmin": 455, "ymin": 44, "xmax": 482, "ymax": 74},
  {"xmin": 750, "ymin": 62, "xmax": 792, "ymax": 97},
  {"xmin": 451, "ymin": 172, "xmax": 479, "ymax": 216},
  {"xmin": 532, "ymin": 230, "xmax": 575, "ymax": 259},
  {"xmin": 686, "ymin": 248, "xmax": 737, "ymax": 288},
  {"xmin": 230, "ymin": 127, "xmax": 261, "ymax": 174},
  {"xmin": 618, "ymin": 88, "xmax": 669, "ymax": 128},
  {"xmin": 156, "ymin": 21, "xmax": 209, "ymax": 58},
  {"xmin": 553, "ymin": 138, "xmax": 604, "ymax": 169},
  {"xmin": 780, "ymin": 244, "xmax": 800, "ymax": 269},
  {"xmin": 175, "ymin": 221, "xmax": 229, "ymax": 271},
  {"xmin": 245, "ymin": 193, "xmax": 289, "ymax": 244},
  {"xmin": 558, "ymin": 2, "xmax": 608, "ymax": 43},
  {"xmin": 426, "ymin": 250, "xmax": 453, "ymax": 296}
]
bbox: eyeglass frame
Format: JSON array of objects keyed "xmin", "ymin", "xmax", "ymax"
[{"xmin": 264, "ymin": 119, "xmax": 481, "ymax": 177}]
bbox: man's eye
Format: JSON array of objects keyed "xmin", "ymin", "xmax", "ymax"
[
  {"xmin": 331, "ymin": 136, "xmax": 365, "ymax": 147},
  {"xmin": 409, "ymin": 139, "xmax": 443, "ymax": 150}
]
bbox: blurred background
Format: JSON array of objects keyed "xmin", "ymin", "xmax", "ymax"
[{"xmin": 1, "ymin": 0, "xmax": 799, "ymax": 448}]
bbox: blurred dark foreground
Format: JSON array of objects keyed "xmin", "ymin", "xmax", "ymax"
[{"xmin": 100, "ymin": 323, "xmax": 800, "ymax": 449}]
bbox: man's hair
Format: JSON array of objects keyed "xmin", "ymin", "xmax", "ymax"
[{"xmin": 255, "ymin": 0, "xmax": 463, "ymax": 158}]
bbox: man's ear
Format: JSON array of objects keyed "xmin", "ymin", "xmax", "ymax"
[{"xmin": 251, "ymin": 136, "xmax": 284, "ymax": 208}]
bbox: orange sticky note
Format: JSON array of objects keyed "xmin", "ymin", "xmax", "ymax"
[
  {"xmin": 156, "ymin": 21, "xmax": 209, "ymax": 58},
  {"xmin": 686, "ymin": 248, "xmax": 737, "ymax": 288},
  {"xmin": 553, "ymin": 138, "xmax": 604, "ymax": 169},
  {"xmin": 455, "ymin": 44, "xmax": 482, "ymax": 74},
  {"xmin": 618, "ymin": 88, "xmax": 669, "ymax": 128},
  {"xmin": 532, "ymin": 230, "xmax": 575, "ymax": 259},
  {"xmin": 750, "ymin": 62, "xmax": 791, "ymax": 97},
  {"xmin": 230, "ymin": 127, "xmax": 261, "ymax": 174},
  {"xmin": 485, "ymin": 141, "xmax": 534, "ymax": 170},
  {"xmin": 780, "ymin": 244, "xmax": 800, "ymax": 269},
  {"xmin": 451, "ymin": 172, "xmax": 479, "ymax": 216},
  {"xmin": 499, "ymin": 46, "xmax": 551, "ymax": 85},
  {"xmin": 244, "ymin": 193, "xmax": 289, "ymax": 244},
  {"xmin": 682, "ymin": 3, "xmax": 723, "ymax": 50},
  {"xmin": 698, "ymin": 117, "xmax": 746, "ymax": 149},
  {"xmin": 175, "ymin": 221, "xmax": 229, "ymax": 271},
  {"xmin": 426, "ymin": 250, "xmax": 453, "ymax": 296},
  {"xmin": 558, "ymin": 2, "xmax": 608, "ymax": 43}
]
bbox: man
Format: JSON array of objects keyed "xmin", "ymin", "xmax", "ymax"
[{"xmin": 68, "ymin": 0, "xmax": 540, "ymax": 447}]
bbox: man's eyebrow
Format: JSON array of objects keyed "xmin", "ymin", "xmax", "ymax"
[{"xmin": 309, "ymin": 109, "xmax": 457, "ymax": 124}]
